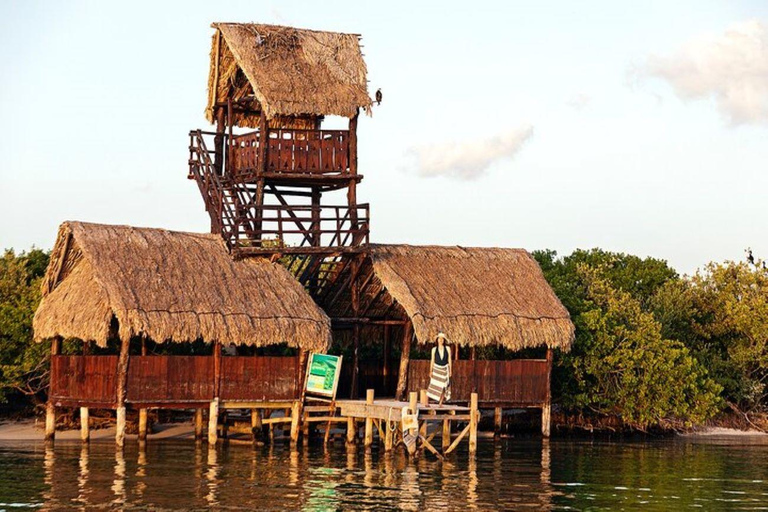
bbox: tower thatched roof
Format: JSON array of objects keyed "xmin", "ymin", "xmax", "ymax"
[
  {"xmin": 34, "ymin": 222, "xmax": 331, "ymax": 350},
  {"xmin": 325, "ymin": 245, "xmax": 574, "ymax": 351},
  {"xmin": 206, "ymin": 22, "xmax": 371, "ymax": 126}
]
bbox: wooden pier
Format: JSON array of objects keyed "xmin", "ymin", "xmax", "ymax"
[{"xmin": 336, "ymin": 390, "xmax": 479, "ymax": 459}]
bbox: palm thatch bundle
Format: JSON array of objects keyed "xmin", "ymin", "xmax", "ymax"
[
  {"xmin": 334, "ymin": 245, "xmax": 574, "ymax": 351},
  {"xmin": 206, "ymin": 22, "xmax": 372, "ymax": 126},
  {"xmin": 34, "ymin": 222, "xmax": 331, "ymax": 350}
]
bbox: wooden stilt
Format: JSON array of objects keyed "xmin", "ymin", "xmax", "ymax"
[
  {"xmin": 138, "ymin": 409, "xmax": 148, "ymax": 442},
  {"xmin": 384, "ymin": 421, "xmax": 393, "ymax": 451},
  {"xmin": 115, "ymin": 335, "xmax": 130, "ymax": 448},
  {"xmin": 442, "ymin": 411, "xmax": 453, "ymax": 450},
  {"xmin": 364, "ymin": 389, "xmax": 374, "ymax": 448},
  {"xmin": 407, "ymin": 392, "xmax": 418, "ymax": 455},
  {"xmin": 195, "ymin": 408, "xmax": 204, "ymax": 440},
  {"xmin": 541, "ymin": 404, "xmax": 551, "ymax": 438},
  {"xmin": 251, "ymin": 409, "xmax": 262, "ymax": 442},
  {"xmin": 116, "ymin": 406, "xmax": 127, "ymax": 448},
  {"xmin": 469, "ymin": 393, "xmax": 478, "ymax": 456},
  {"xmin": 45, "ymin": 336, "xmax": 62, "ymax": 443},
  {"xmin": 395, "ymin": 323, "xmax": 413, "ymax": 400},
  {"xmin": 80, "ymin": 407, "xmax": 90, "ymax": 443},
  {"xmin": 543, "ymin": 348, "xmax": 553, "ymax": 438},
  {"xmin": 208, "ymin": 398, "xmax": 219, "ymax": 445},
  {"xmin": 419, "ymin": 390, "xmax": 429, "ymax": 438},
  {"xmin": 346, "ymin": 417, "xmax": 356, "ymax": 445},
  {"xmin": 290, "ymin": 401, "xmax": 301, "ymax": 444},
  {"xmin": 494, "ymin": 407, "xmax": 502, "ymax": 438},
  {"xmin": 45, "ymin": 403, "xmax": 56, "ymax": 442}
]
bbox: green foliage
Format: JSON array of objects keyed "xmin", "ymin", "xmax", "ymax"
[
  {"xmin": 651, "ymin": 261, "xmax": 768, "ymax": 410},
  {"xmin": 0, "ymin": 248, "xmax": 50, "ymax": 404},
  {"xmin": 534, "ymin": 249, "xmax": 721, "ymax": 429},
  {"xmin": 566, "ymin": 265, "xmax": 721, "ymax": 428}
]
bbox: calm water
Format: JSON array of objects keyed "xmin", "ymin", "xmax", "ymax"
[{"xmin": 2, "ymin": 435, "xmax": 768, "ymax": 511}]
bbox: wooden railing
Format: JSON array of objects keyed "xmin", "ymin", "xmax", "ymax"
[
  {"xmin": 408, "ymin": 359, "xmax": 551, "ymax": 406},
  {"xmin": 235, "ymin": 203, "xmax": 370, "ymax": 250},
  {"xmin": 50, "ymin": 355, "xmax": 301, "ymax": 406},
  {"xmin": 229, "ymin": 128, "xmax": 351, "ymax": 180}
]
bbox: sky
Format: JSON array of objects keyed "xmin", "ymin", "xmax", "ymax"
[{"xmin": 1, "ymin": 0, "xmax": 767, "ymax": 275}]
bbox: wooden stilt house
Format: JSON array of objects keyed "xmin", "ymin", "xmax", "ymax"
[
  {"xmin": 35, "ymin": 22, "xmax": 575, "ymax": 447},
  {"xmin": 33, "ymin": 221, "xmax": 330, "ymax": 444},
  {"xmin": 322, "ymin": 245, "xmax": 574, "ymax": 435}
]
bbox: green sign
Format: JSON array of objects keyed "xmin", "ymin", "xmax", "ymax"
[{"xmin": 305, "ymin": 353, "xmax": 343, "ymax": 399}]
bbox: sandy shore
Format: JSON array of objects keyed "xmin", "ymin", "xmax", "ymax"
[
  {"xmin": 682, "ymin": 426, "xmax": 768, "ymax": 437},
  {"xmin": 0, "ymin": 419, "xmax": 196, "ymax": 441}
]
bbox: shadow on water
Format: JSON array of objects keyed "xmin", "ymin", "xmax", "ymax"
[{"xmin": 1, "ymin": 435, "xmax": 768, "ymax": 510}]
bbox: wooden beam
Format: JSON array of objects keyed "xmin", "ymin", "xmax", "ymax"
[
  {"xmin": 138, "ymin": 408, "xmax": 148, "ymax": 442},
  {"xmin": 383, "ymin": 325, "xmax": 391, "ymax": 392},
  {"xmin": 395, "ymin": 323, "xmax": 413, "ymax": 400}
]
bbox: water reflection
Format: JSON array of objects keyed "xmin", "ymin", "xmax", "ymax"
[
  {"xmin": 9, "ymin": 435, "xmax": 768, "ymax": 510},
  {"xmin": 205, "ymin": 447, "xmax": 219, "ymax": 506},
  {"xmin": 111, "ymin": 447, "xmax": 126, "ymax": 506},
  {"xmin": 76, "ymin": 445, "xmax": 89, "ymax": 508}
]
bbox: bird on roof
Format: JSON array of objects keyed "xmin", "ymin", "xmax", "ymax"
[
  {"xmin": 375, "ymin": 88, "xmax": 382, "ymax": 106},
  {"xmin": 747, "ymin": 248, "xmax": 755, "ymax": 265}
]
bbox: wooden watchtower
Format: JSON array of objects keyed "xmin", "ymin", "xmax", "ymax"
[{"xmin": 188, "ymin": 23, "xmax": 373, "ymax": 296}]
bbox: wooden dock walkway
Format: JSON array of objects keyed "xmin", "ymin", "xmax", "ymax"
[{"xmin": 332, "ymin": 390, "xmax": 480, "ymax": 459}]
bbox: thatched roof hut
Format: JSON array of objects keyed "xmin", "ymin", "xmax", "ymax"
[
  {"xmin": 326, "ymin": 245, "xmax": 574, "ymax": 351},
  {"xmin": 206, "ymin": 22, "xmax": 371, "ymax": 126},
  {"xmin": 34, "ymin": 222, "xmax": 331, "ymax": 350}
]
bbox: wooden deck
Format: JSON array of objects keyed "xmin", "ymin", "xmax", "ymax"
[{"xmin": 337, "ymin": 399, "xmax": 469, "ymax": 422}]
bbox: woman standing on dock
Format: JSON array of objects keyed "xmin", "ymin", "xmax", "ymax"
[{"xmin": 427, "ymin": 333, "xmax": 452, "ymax": 405}]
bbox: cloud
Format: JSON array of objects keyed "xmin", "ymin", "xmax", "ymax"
[
  {"xmin": 643, "ymin": 20, "xmax": 768, "ymax": 125},
  {"xmin": 567, "ymin": 93, "xmax": 591, "ymax": 110},
  {"xmin": 404, "ymin": 126, "xmax": 534, "ymax": 180}
]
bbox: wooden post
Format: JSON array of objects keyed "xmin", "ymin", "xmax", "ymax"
[
  {"xmin": 195, "ymin": 408, "xmax": 205, "ymax": 441},
  {"xmin": 251, "ymin": 409, "xmax": 262, "ymax": 443},
  {"xmin": 45, "ymin": 336, "xmax": 61, "ymax": 442},
  {"xmin": 115, "ymin": 336, "xmax": 130, "ymax": 448},
  {"xmin": 208, "ymin": 398, "xmax": 219, "ymax": 445},
  {"xmin": 346, "ymin": 417, "xmax": 356, "ymax": 445},
  {"xmin": 347, "ymin": 110, "xmax": 359, "ymax": 230},
  {"xmin": 290, "ymin": 401, "xmax": 301, "ymax": 445},
  {"xmin": 364, "ymin": 389, "xmax": 374, "ymax": 448},
  {"xmin": 408, "ymin": 392, "xmax": 418, "ymax": 455},
  {"xmin": 138, "ymin": 409, "xmax": 148, "ymax": 442},
  {"xmin": 254, "ymin": 110, "xmax": 268, "ymax": 242},
  {"xmin": 469, "ymin": 393, "xmax": 478, "ymax": 456},
  {"xmin": 80, "ymin": 407, "xmax": 89, "ymax": 443},
  {"xmin": 395, "ymin": 323, "xmax": 413, "ymax": 401},
  {"xmin": 470, "ymin": 347, "xmax": 477, "ymax": 361},
  {"xmin": 384, "ymin": 420, "xmax": 393, "ymax": 451},
  {"xmin": 442, "ymin": 411, "xmax": 453, "ymax": 451},
  {"xmin": 542, "ymin": 348, "xmax": 553, "ymax": 438},
  {"xmin": 494, "ymin": 407, "xmax": 503, "ymax": 439},
  {"xmin": 419, "ymin": 390, "xmax": 429, "ymax": 438},
  {"xmin": 213, "ymin": 107, "xmax": 226, "ymax": 178},
  {"xmin": 137, "ymin": 339, "xmax": 148, "ymax": 443}
]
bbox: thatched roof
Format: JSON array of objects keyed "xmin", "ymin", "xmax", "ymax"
[
  {"xmin": 325, "ymin": 245, "xmax": 574, "ymax": 351},
  {"xmin": 34, "ymin": 222, "xmax": 331, "ymax": 350},
  {"xmin": 206, "ymin": 23, "xmax": 371, "ymax": 126}
]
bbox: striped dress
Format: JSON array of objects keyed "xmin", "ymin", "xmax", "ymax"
[{"xmin": 427, "ymin": 346, "xmax": 451, "ymax": 402}]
